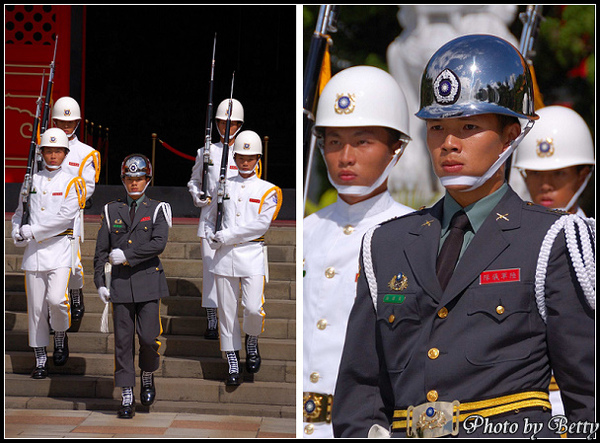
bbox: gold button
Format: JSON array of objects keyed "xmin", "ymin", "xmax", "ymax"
[
  {"xmin": 388, "ymin": 314, "xmax": 395, "ymax": 324},
  {"xmin": 128, "ymin": 240, "xmax": 132, "ymax": 244},
  {"xmin": 428, "ymin": 348, "xmax": 440, "ymax": 359},
  {"xmin": 427, "ymin": 390, "xmax": 439, "ymax": 402},
  {"xmin": 156, "ymin": 267, "xmax": 160, "ymax": 271},
  {"xmin": 317, "ymin": 319, "xmax": 327, "ymax": 330},
  {"xmin": 310, "ymin": 372, "xmax": 320, "ymax": 383},
  {"xmin": 437, "ymin": 307, "xmax": 448, "ymax": 318},
  {"xmin": 43, "ymin": 191, "xmax": 47, "ymax": 195},
  {"xmin": 304, "ymin": 424, "xmax": 314, "ymax": 435},
  {"xmin": 41, "ymin": 207, "xmax": 45, "ymax": 211},
  {"xmin": 325, "ymin": 267, "xmax": 335, "ymax": 278},
  {"xmin": 496, "ymin": 305, "xmax": 505, "ymax": 315},
  {"xmin": 236, "ymin": 213, "xmax": 241, "ymax": 217},
  {"xmin": 343, "ymin": 224, "xmax": 355, "ymax": 235}
]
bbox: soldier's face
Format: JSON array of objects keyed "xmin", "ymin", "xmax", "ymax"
[
  {"xmin": 54, "ymin": 119, "xmax": 80, "ymax": 137},
  {"xmin": 524, "ymin": 166, "xmax": 589, "ymax": 210},
  {"xmin": 322, "ymin": 126, "xmax": 397, "ymax": 189},
  {"xmin": 41, "ymin": 146, "xmax": 67, "ymax": 168},
  {"xmin": 124, "ymin": 176, "xmax": 150, "ymax": 196},
  {"xmin": 235, "ymin": 154, "xmax": 260, "ymax": 177},
  {"xmin": 425, "ymin": 114, "xmax": 520, "ymax": 187},
  {"xmin": 217, "ymin": 119, "xmax": 242, "ymax": 141}
]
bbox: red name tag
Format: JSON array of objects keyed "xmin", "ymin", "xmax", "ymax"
[
  {"xmin": 249, "ymin": 198, "xmax": 260, "ymax": 203},
  {"xmin": 230, "ymin": 165, "xmax": 238, "ymax": 170},
  {"xmin": 140, "ymin": 216, "xmax": 151, "ymax": 222},
  {"xmin": 480, "ymin": 268, "xmax": 520, "ymax": 285},
  {"xmin": 52, "ymin": 192, "xmax": 63, "ymax": 196},
  {"xmin": 69, "ymin": 162, "xmax": 80, "ymax": 167}
]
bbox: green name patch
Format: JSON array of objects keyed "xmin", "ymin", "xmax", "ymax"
[{"xmin": 383, "ymin": 294, "xmax": 405, "ymax": 304}]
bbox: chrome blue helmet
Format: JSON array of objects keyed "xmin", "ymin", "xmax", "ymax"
[{"xmin": 416, "ymin": 34, "xmax": 539, "ymax": 121}]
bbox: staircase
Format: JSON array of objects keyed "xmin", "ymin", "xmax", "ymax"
[{"xmin": 4, "ymin": 214, "xmax": 296, "ymax": 419}]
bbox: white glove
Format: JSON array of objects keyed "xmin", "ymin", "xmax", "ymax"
[
  {"xmin": 109, "ymin": 248, "xmax": 127, "ymax": 265},
  {"xmin": 193, "ymin": 192, "xmax": 211, "ymax": 208},
  {"xmin": 20, "ymin": 224, "xmax": 34, "ymax": 241},
  {"xmin": 98, "ymin": 286, "xmax": 111, "ymax": 303},
  {"xmin": 208, "ymin": 231, "xmax": 225, "ymax": 250},
  {"xmin": 12, "ymin": 226, "xmax": 26, "ymax": 246}
]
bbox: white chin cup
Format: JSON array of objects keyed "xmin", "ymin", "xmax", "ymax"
[
  {"xmin": 440, "ymin": 120, "xmax": 535, "ymax": 192},
  {"xmin": 323, "ymin": 142, "xmax": 407, "ymax": 197}
]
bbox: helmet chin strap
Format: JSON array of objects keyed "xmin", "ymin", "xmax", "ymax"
[
  {"xmin": 322, "ymin": 142, "xmax": 408, "ymax": 197},
  {"xmin": 561, "ymin": 171, "xmax": 593, "ymax": 213},
  {"xmin": 122, "ymin": 178, "xmax": 151, "ymax": 197},
  {"xmin": 440, "ymin": 120, "xmax": 535, "ymax": 192}
]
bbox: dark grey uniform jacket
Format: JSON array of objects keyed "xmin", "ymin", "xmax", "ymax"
[
  {"xmin": 93, "ymin": 197, "xmax": 170, "ymax": 303},
  {"xmin": 332, "ymin": 187, "xmax": 595, "ymax": 438}
]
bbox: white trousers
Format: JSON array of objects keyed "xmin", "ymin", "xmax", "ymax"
[
  {"xmin": 25, "ymin": 268, "xmax": 71, "ymax": 347},
  {"xmin": 201, "ymin": 237, "xmax": 218, "ymax": 308},
  {"xmin": 214, "ymin": 274, "xmax": 266, "ymax": 351}
]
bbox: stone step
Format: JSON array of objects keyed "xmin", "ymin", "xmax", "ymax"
[
  {"xmin": 6, "ymin": 351, "xmax": 295, "ymax": 384},
  {"xmin": 5, "ymin": 330, "xmax": 296, "ymax": 361},
  {"xmin": 4, "ymin": 373, "xmax": 295, "ymax": 410}
]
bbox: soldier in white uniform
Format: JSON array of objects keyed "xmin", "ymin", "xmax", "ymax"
[
  {"xmin": 303, "ymin": 66, "xmax": 414, "ymax": 438},
  {"xmin": 52, "ymin": 96, "xmax": 101, "ymax": 329},
  {"xmin": 188, "ymin": 98, "xmax": 243, "ymax": 339},
  {"xmin": 204, "ymin": 130, "xmax": 282, "ymax": 386},
  {"xmin": 514, "ymin": 105, "xmax": 594, "ymax": 219},
  {"xmin": 11, "ymin": 128, "xmax": 87, "ymax": 379},
  {"xmin": 514, "ymin": 105, "xmax": 595, "ymax": 417}
]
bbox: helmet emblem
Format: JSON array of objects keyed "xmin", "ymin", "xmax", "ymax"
[
  {"xmin": 64, "ymin": 109, "xmax": 71, "ymax": 116},
  {"xmin": 433, "ymin": 69, "xmax": 461, "ymax": 105},
  {"xmin": 50, "ymin": 136, "xmax": 57, "ymax": 143},
  {"xmin": 243, "ymin": 143, "xmax": 251, "ymax": 150},
  {"xmin": 536, "ymin": 138, "xmax": 555, "ymax": 158},
  {"xmin": 334, "ymin": 93, "xmax": 356, "ymax": 114},
  {"xmin": 129, "ymin": 163, "xmax": 138, "ymax": 172}
]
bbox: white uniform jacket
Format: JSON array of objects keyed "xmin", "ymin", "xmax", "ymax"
[
  {"xmin": 205, "ymin": 174, "xmax": 282, "ymax": 277},
  {"xmin": 188, "ymin": 141, "xmax": 239, "ymax": 237},
  {"xmin": 63, "ymin": 135, "xmax": 100, "ymax": 199},
  {"xmin": 302, "ymin": 191, "xmax": 413, "ymax": 438},
  {"xmin": 12, "ymin": 168, "xmax": 86, "ymax": 272}
]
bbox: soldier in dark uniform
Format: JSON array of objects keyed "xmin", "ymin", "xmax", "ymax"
[
  {"xmin": 93, "ymin": 154, "xmax": 172, "ymax": 419},
  {"xmin": 332, "ymin": 35, "xmax": 595, "ymax": 438}
]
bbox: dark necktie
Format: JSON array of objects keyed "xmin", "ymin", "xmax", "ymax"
[
  {"xmin": 436, "ymin": 210, "xmax": 471, "ymax": 291},
  {"xmin": 129, "ymin": 200, "xmax": 137, "ymax": 224}
]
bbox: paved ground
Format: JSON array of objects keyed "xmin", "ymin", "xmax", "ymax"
[{"xmin": 4, "ymin": 408, "xmax": 297, "ymax": 438}]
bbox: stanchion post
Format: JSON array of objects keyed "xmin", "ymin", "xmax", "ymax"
[
  {"xmin": 151, "ymin": 133, "xmax": 157, "ymax": 186},
  {"xmin": 263, "ymin": 135, "xmax": 269, "ymax": 181}
]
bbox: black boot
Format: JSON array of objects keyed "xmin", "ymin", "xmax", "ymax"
[
  {"xmin": 70, "ymin": 288, "xmax": 85, "ymax": 322},
  {"xmin": 225, "ymin": 351, "xmax": 241, "ymax": 386},
  {"xmin": 53, "ymin": 332, "xmax": 69, "ymax": 366},
  {"xmin": 140, "ymin": 371, "xmax": 156, "ymax": 406},
  {"xmin": 245, "ymin": 334, "xmax": 261, "ymax": 374},
  {"xmin": 32, "ymin": 347, "xmax": 48, "ymax": 379},
  {"xmin": 204, "ymin": 307, "xmax": 219, "ymax": 340},
  {"xmin": 118, "ymin": 390, "xmax": 136, "ymax": 419}
]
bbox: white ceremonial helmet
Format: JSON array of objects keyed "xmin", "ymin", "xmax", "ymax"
[
  {"xmin": 40, "ymin": 127, "xmax": 70, "ymax": 150},
  {"xmin": 313, "ymin": 65, "xmax": 412, "ymax": 197},
  {"xmin": 52, "ymin": 96, "xmax": 82, "ymax": 121},
  {"xmin": 515, "ymin": 105, "xmax": 595, "ymax": 171},
  {"xmin": 314, "ymin": 65, "xmax": 411, "ymax": 140},
  {"xmin": 233, "ymin": 130, "xmax": 262, "ymax": 156},
  {"xmin": 215, "ymin": 98, "xmax": 244, "ymax": 123}
]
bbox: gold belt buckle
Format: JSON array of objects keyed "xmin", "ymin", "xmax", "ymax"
[
  {"xmin": 303, "ymin": 392, "xmax": 333, "ymax": 423},
  {"xmin": 406, "ymin": 401, "xmax": 460, "ymax": 438}
]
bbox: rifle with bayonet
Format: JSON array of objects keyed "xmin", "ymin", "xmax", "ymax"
[
  {"xmin": 215, "ymin": 72, "xmax": 235, "ymax": 232},
  {"xmin": 20, "ymin": 72, "xmax": 46, "ymax": 226},
  {"xmin": 201, "ymin": 33, "xmax": 217, "ymax": 209},
  {"xmin": 506, "ymin": 5, "xmax": 544, "ymax": 181},
  {"xmin": 303, "ymin": 5, "xmax": 339, "ymax": 209},
  {"xmin": 40, "ymin": 35, "xmax": 58, "ymax": 135}
]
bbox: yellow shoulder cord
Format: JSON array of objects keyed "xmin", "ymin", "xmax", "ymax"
[
  {"xmin": 255, "ymin": 159, "xmax": 262, "ymax": 179},
  {"xmin": 78, "ymin": 150, "xmax": 101, "ymax": 183},
  {"xmin": 258, "ymin": 186, "xmax": 283, "ymax": 221},
  {"xmin": 66, "ymin": 176, "xmax": 87, "ymax": 209}
]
